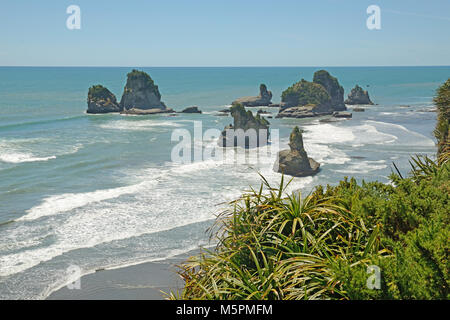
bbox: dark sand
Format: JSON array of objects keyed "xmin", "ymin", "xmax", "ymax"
[{"xmin": 47, "ymin": 249, "xmax": 202, "ymax": 300}]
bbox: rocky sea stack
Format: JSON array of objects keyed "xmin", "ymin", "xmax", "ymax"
[
  {"xmin": 277, "ymin": 70, "xmax": 346, "ymax": 118},
  {"xmin": 219, "ymin": 103, "xmax": 270, "ymax": 148},
  {"xmin": 274, "ymin": 126, "xmax": 320, "ymax": 177},
  {"xmin": 86, "ymin": 85, "xmax": 121, "ymax": 114},
  {"xmin": 233, "ymin": 84, "xmax": 273, "ymax": 107},
  {"xmin": 313, "ymin": 70, "xmax": 346, "ymax": 111},
  {"xmin": 345, "ymin": 85, "xmax": 374, "ymax": 105},
  {"xmin": 120, "ymin": 69, "xmax": 167, "ymax": 111}
]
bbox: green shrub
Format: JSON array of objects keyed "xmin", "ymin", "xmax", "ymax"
[
  {"xmin": 281, "ymin": 79, "xmax": 330, "ymax": 107},
  {"xmin": 434, "ymin": 78, "xmax": 450, "ymax": 161}
]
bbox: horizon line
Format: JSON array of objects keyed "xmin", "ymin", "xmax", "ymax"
[{"xmin": 1, "ymin": 65, "xmax": 450, "ymax": 68}]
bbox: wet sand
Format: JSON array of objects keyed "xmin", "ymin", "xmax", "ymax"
[{"xmin": 47, "ymin": 249, "xmax": 201, "ymax": 300}]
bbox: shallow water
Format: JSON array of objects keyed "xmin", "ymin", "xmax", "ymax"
[{"xmin": 0, "ymin": 66, "xmax": 446, "ymax": 299}]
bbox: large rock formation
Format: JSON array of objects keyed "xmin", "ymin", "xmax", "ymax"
[
  {"xmin": 345, "ymin": 85, "xmax": 374, "ymax": 105},
  {"xmin": 274, "ymin": 126, "xmax": 320, "ymax": 177},
  {"xmin": 312, "ymin": 70, "xmax": 346, "ymax": 111},
  {"xmin": 86, "ymin": 85, "xmax": 122, "ymax": 114},
  {"xmin": 277, "ymin": 79, "xmax": 332, "ymax": 118},
  {"xmin": 233, "ymin": 84, "xmax": 273, "ymax": 107},
  {"xmin": 219, "ymin": 103, "xmax": 270, "ymax": 148},
  {"xmin": 281, "ymin": 79, "xmax": 330, "ymax": 109},
  {"xmin": 277, "ymin": 70, "xmax": 346, "ymax": 118},
  {"xmin": 120, "ymin": 69, "xmax": 167, "ymax": 111}
]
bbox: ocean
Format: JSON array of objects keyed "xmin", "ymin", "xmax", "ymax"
[{"xmin": 0, "ymin": 66, "xmax": 447, "ymax": 299}]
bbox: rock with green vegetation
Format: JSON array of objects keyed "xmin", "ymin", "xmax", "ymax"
[
  {"xmin": 434, "ymin": 78, "xmax": 450, "ymax": 160},
  {"xmin": 278, "ymin": 70, "xmax": 346, "ymax": 119},
  {"xmin": 274, "ymin": 126, "xmax": 320, "ymax": 177},
  {"xmin": 219, "ymin": 103, "xmax": 270, "ymax": 147},
  {"xmin": 281, "ymin": 79, "xmax": 331, "ymax": 109},
  {"xmin": 233, "ymin": 84, "xmax": 273, "ymax": 107},
  {"xmin": 86, "ymin": 85, "xmax": 121, "ymax": 114},
  {"xmin": 313, "ymin": 70, "xmax": 346, "ymax": 111},
  {"xmin": 345, "ymin": 85, "xmax": 374, "ymax": 105},
  {"xmin": 120, "ymin": 69, "xmax": 166, "ymax": 111}
]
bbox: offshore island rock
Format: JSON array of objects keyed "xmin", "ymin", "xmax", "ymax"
[
  {"xmin": 218, "ymin": 103, "xmax": 270, "ymax": 148},
  {"xmin": 274, "ymin": 126, "xmax": 320, "ymax": 177},
  {"xmin": 120, "ymin": 69, "xmax": 168, "ymax": 112},
  {"xmin": 86, "ymin": 85, "xmax": 122, "ymax": 114},
  {"xmin": 345, "ymin": 85, "xmax": 374, "ymax": 105},
  {"xmin": 233, "ymin": 84, "xmax": 273, "ymax": 107}
]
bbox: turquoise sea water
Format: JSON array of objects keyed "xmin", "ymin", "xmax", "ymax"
[{"xmin": 0, "ymin": 66, "xmax": 447, "ymax": 299}]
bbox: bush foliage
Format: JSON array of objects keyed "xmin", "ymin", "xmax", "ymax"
[{"xmin": 281, "ymin": 79, "xmax": 331, "ymax": 108}]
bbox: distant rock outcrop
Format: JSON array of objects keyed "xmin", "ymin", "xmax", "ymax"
[
  {"xmin": 274, "ymin": 126, "xmax": 320, "ymax": 177},
  {"xmin": 219, "ymin": 103, "xmax": 270, "ymax": 148},
  {"xmin": 345, "ymin": 85, "xmax": 374, "ymax": 105},
  {"xmin": 181, "ymin": 106, "xmax": 202, "ymax": 113},
  {"xmin": 86, "ymin": 85, "xmax": 121, "ymax": 114},
  {"xmin": 277, "ymin": 70, "xmax": 346, "ymax": 118},
  {"xmin": 333, "ymin": 111, "xmax": 352, "ymax": 118},
  {"xmin": 120, "ymin": 70, "xmax": 167, "ymax": 111},
  {"xmin": 120, "ymin": 108, "xmax": 174, "ymax": 115},
  {"xmin": 233, "ymin": 84, "xmax": 273, "ymax": 107}
]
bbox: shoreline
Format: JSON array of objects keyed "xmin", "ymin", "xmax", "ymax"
[{"xmin": 47, "ymin": 247, "xmax": 207, "ymax": 300}]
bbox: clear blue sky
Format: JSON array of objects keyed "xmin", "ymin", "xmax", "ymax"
[{"xmin": 0, "ymin": 0, "xmax": 449, "ymax": 66}]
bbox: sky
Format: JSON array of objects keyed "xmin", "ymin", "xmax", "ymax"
[{"xmin": 0, "ymin": 0, "xmax": 449, "ymax": 66}]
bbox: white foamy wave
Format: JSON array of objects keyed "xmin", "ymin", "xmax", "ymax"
[
  {"xmin": 303, "ymin": 122, "xmax": 398, "ymax": 147},
  {"xmin": 99, "ymin": 120, "xmax": 184, "ymax": 131},
  {"xmin": 0, "ymin": 140, "xmax": 83, "ymax": 164},
  {"xmin": 333, "ymin": 160, "xmax": 387, "ymax": 174},
  {"xmin": 0, "ymin": 152, "xmax": 56, "ymax": 164},
  {"xmin": 365, "ymin": 120, "xmax": 435, "ymax": 147},
  {"xmin": 18, "ymin": 181, "xmax": 151, "ymax": 222}
]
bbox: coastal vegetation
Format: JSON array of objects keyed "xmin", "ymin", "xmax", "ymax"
[
  {"xmin": 434, "ymin": 78, "xmax": 450, "ymax": 161},
  {"xmin": 172, "ymin": 79, "xmax": 450, "ymax": 300}
]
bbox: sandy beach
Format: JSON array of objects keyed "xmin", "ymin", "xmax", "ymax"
[{"xmin": 47, "ymin": 249, "xmax": 202, "ymax": 300}]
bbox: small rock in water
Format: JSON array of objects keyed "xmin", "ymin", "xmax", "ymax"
[
  {"xmin": 233, "ymin": 84, "xmax": 273, "ymax": 107},
  {"xmin": 180, "ymin": 106, "xmax": 202, "ymax": 113},
  {"xmin": 333, "ymin": 111, "xmax": 352, "ymax": 118},
  {"xmin": 274, "ymin": 126, "xmax": 320, "ymax": 177},
  {"xmin": 345, "ymin": 85, "xmax": 374, "ymax": 105},
  {"xmin": 218, "ymin": 103, "xmax": 270, "ymax": 148}
]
